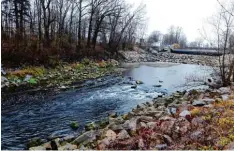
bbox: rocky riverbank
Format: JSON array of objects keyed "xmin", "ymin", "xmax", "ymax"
[
  {"xmin": 119, "ymin": 47, "xmax": 219, "ymax": 66},
  {"xmin": 1, "ymin": 59, "xmax": 120, "ymax": 94},
  {"xmin": 29, "ymin": 86, "xmax": 234, "ymax": 150}
]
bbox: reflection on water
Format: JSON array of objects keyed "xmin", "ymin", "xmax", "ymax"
[{"xmin": 1, "ymin": 63, "xmax": 212, "ymax": 150}]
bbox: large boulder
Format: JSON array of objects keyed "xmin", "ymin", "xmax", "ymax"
[
  {"xmin": 104, "ymin": 129, "xmax": 117, "ymax": 141},
  {"xmin": 122, "ymin": 118, "xmax": 138, "ymax": 132},
  {"xmin": 173, "ymin": 117, "xmax": 191, "ymax": 136},
  {"xmin": 72, "ymin": 130, "xmax": 101, "ymax": 145},
  {"xmin": 159, "ymin": 117, "xmax": 176, "ymax": 135},
  {"xmin": 116, "ymin": 129, "xmax": 130, "ymax": 140},
  {"xmin": 58, "ymin": 143, "xmax": 77, "ymax": 150}
]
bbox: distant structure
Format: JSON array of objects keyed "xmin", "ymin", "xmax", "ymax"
[{"xmin": 151, "ymin": 42, "xmax": 162, "ymax": 51}]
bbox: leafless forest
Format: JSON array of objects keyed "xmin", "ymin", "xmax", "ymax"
[{"xmin": 1, "ymin": 0, "xmax": 146, "ymax": 66}]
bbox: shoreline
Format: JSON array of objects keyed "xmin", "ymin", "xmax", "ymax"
[
  {"xmin": 1, "ymin": 59, "xmax": 120, "ymax": 95},
  {"xmin": 28, "ymin": 86, "xmax": 234, "ymax": 150}
]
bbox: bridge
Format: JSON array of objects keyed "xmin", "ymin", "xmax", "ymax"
[
  {"xmin": 171, "ymin": 49, "xmax": 223, "ymax": 56},
  {"xmin": 183, "ymin": 47, "xmax": 219, "ymax": 51}
]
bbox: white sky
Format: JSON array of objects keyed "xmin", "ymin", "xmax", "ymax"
[{"xmin": 127, "ymin": 0, "xmax": 219, "ymax": 42}]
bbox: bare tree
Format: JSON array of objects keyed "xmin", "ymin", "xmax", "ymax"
[
  {"xmin": 147, "ymin": 31, "xmax": 161, "ymax": 45},
  {"xmin": 206, "ymin": 0, "xmax": 234, "ymax": 85},
  {"xmin": 162, "ymin": 26, "xmax": 187, "ymax": 48}
]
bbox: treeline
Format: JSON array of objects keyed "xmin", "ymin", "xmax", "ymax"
[
  {"xmin": 1, "ymin": 0, "xmax": 146, "ymax": 66},
  {"xmin": 147, "ymin": 26, "xmax": 187, "ymax": 48}
]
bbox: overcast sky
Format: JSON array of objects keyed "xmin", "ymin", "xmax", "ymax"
[{"xmin": 127, "ymin": 0, "xmax": 219, "ymax": 42}]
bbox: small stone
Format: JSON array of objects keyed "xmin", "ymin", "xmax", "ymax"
[
  {"xmin": 137, "ymin": 122, "xmax": 147, "ymax": 129},
  {"xmin": 136, "ymin": 80, "xmax": 144, "ymax": 84},
  {"xmin": 158, "ymin": 94, "xmax": 163, "ymax": 97},
  {"xmin": 116, "ymin": 129, "xmax": 130, "ymax": 140},
  {"xmin": 138, "ymin": 138, "xmax": 145, "ymax": 149},
  {"xmin": 58, "ymin": 143, "xmax": 77, "ymax": 150},
  {"xmin": 153, "ymin": 84, "xmax": 162, "ymax": 87},
  {"xmin": 59, "ymin": 85, "xmax": 67, "ymax": 89},
  {"xmin": 163, "ymin": 135, "xmax": 173, "ymax": 145},
  {"xmin": 29, "ymin": 146, "xmax": 46, "ymax": 150},
  {"xmin": 146, "ymin": 122, "xmax": 157, "ymax": 129},
  {"xmin": 202, "ymin": 98, "xmax": 215, "ymax": 104},
  {"xmin": 218, "ymin": 87, "xmax": 231, "ymax": 94},
  {"xmin": 131, "ymin": 85, "xmax": 137, "ymax": 89},
  {"xmin": 167, "ymin": 107, "xmax": 177, "ymax": 115},
  {"xmin": 192, "ymin": 100, "xmax": 206, "ymax": 106},
  {"xmin": 155, "ymin": 144, "xmax": 167, "ymax": 150},
  {"xmin": 221, "ymin": 94, "xmax": 229, "ymax": 101},
  {"xmin": 179, "ymin": 110, "xmax": 191, "ymax": 117},
  {"xmin": 204, "ymin": 104, "xmax": 213, "ymax": 108}
]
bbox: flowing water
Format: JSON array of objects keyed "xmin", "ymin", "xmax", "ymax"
[{"xmin": 1, "ymin": 63, "xmax": 212, "ymax": 150}]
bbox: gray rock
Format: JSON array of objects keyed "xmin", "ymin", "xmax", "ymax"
[
  {"xmin": 58, "ymin": 143, "xmax": 77, "ymax": 150},
  {"xmin": 146, "ymin": 122, "xmax": 157, "ymax": 129},
  {"xmin": 153, "ymin": 84, "xmax": 162, "ymax": 87},
  {"xmin": 179, "ymin": 110, "xmax": 191, "ymax": 117},
  {"xmin": 122, "ymin": 118, "xmax": 138, "ymax": 131},
  {"xmin": 116, "ymin": 129, "xmax": 130, "ymax": 140},
  {"xmin": 167, "ymin": 107, "xmax": 177, "ymax": 115},
  {"xmin": 136, "ymin": 80, "xmax": 144, "ymax": 84},
  {"xmin": 192, "ymin": 100, "xmax": 206, "ymax": 106},
  {"xmin": 221, "ymin": 94, "xmax": 229, "ymax": 101},
  {"xmin": 155, "ymin": 144, "xmax": 167, "ymax": 150},
  {"xmin": 137, "ymin": 122, "xmax": 147, "ymax": 129},
  {"xmin": 204, "ymin": 104, "xmax": 214, "ymax": 108},
  {"xmin": 190, "ymin": 129, "xmax": 205, "ymax": 141},
  {"xmin": 72, "ymin": 130, "xmax": 100, "ymax": 144},
  {"xmin": 104, "ymin": 129, "xmax": 117, "ymax": 141},
  {"xmin": 139, "ymin": 116, "xmax": 153, "ymax": 122},
  {"xmin": 202, "ymin": 98, "xmax": 215, "ymax": 104},
  {"xmin": 109, "ymin": 124, "xmax": 124, "ymax": 131},
  {"xmin": 61, "ymin": 134, "xmax": 76, "ymax": 142},
  {"xmin": 131, "ymin": 85, "xmax": 137, "ymax": 89},
  {"xmin": 219, "ymin": 87, "xmax": 231, "ymax": 94},
  {"xmin": 29, "ymin": 146, "xmax": 46, "ymax": 150}
]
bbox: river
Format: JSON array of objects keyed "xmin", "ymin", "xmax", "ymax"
[{"xmin": 1, "ymin": 63, "xmax": 212, "ymax": 150}]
